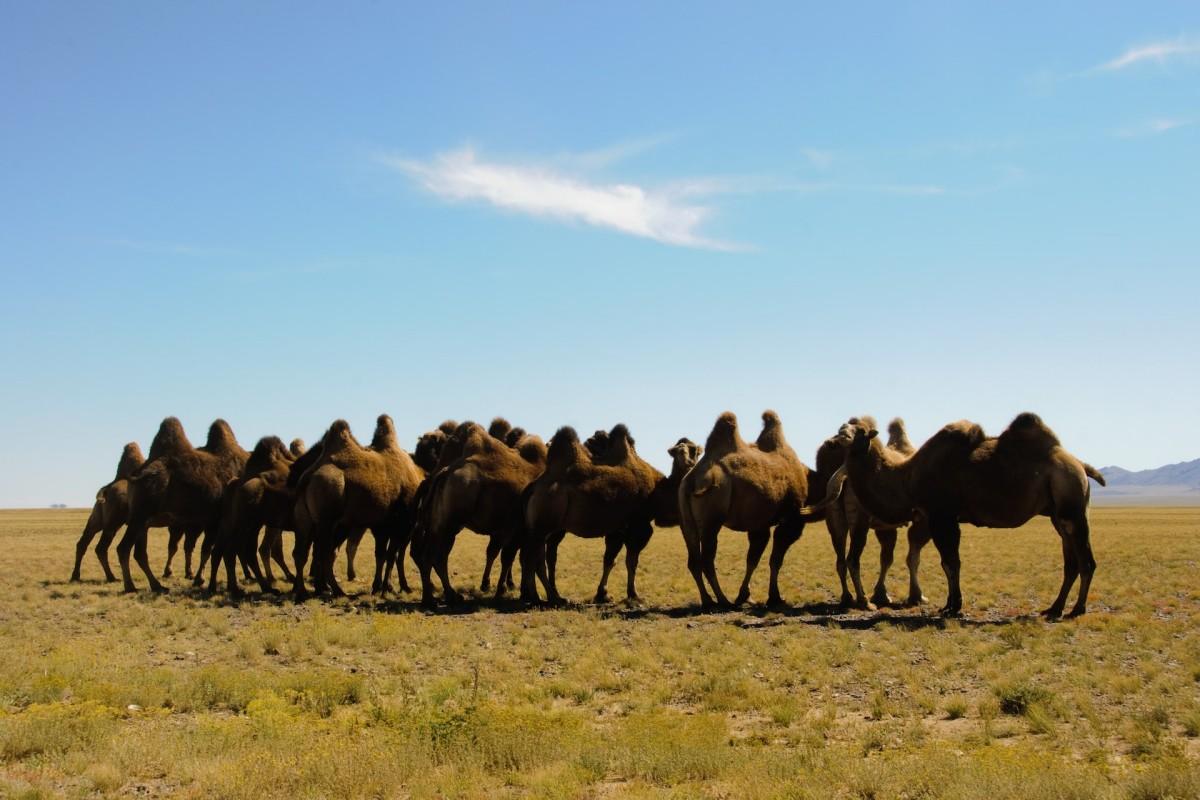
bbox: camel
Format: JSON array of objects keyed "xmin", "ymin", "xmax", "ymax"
[
  {"xmin": 677, "ymin": 411, "xmax": 844, "ymax": 609},
  {"xmin": 522, "ymin": 423, "xmax": 663, "ymax": 604},
  {"xmin": 291, "ymin": 415, "xmax": 424, "ymax": 599},
  {"xmin": 71, "ymin": 444, "xmax": 199, "ymax": 582},
  {"xmin": 814, "ymin": 417, "xmax": 931, "ymax": 609},
  {"xmin": 418, "ymin": 421, "xmax": 547, "ymax": 605},
  {"xmin": 117, "ymin": 418, "xmax": 249, "ymax": 593},
  {"xmin": 831, "ymin": 412, "xmax": 1106, "ymax": 617},
  {"xmin": 204, "ymin": 435, "xmax": 301, "ymax": 596}
]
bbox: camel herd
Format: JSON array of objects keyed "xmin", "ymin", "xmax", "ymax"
[{"xmin": 70, "ymin": 410, "xmax": 1106, "ymax": 618}]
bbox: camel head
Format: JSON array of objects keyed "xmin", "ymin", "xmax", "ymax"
[
  {"xmin": 488, "ymin": 417, "xmax": 513, "ymax": 441},
  {"xmin": 844, "ymin": 420, "xmax": 879, "ymax": 457},
  {"xmin": 413, "ymin": 429, "xmax": 447, "ymax": 472},
  {"xmin": 667, "ymin": 437, "xmax": 702, "ymax": 472},
  {"xmin": 584, "ymin": 429, "xmax": 611, "ymax": 460}
]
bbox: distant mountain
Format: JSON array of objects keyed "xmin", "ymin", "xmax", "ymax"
[
  {"xmin": 1094, "ymin": 458, "xmax": 1200, "ymax": 505},
  {"xmin": 1099, "ymin": 459, "xmax": 1200, "ymax": 487}
]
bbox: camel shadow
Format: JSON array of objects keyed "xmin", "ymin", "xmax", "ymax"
[{"xmin": 604, "ymin": 601, "xmax": 1037, "ymax": 629}]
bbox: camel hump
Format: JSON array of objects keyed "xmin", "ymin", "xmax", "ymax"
[
  {"xmin": 998, "ymin": 412, "xmax": 1061, "ymax": 455},
  {"xmin": 371, "ymin": 414, "xmax": 399, "ymax": 450},
  {"xmin": 584, "ymin": 429, "xmax": 611, "ymax": 460},
  {"xmin": 504, "ymin": 427, "xmax": 527, "ymax": 447},
  {"xmin": 886, "ymin": 418, "xmax": 915, "ymax": 455},
  {"xmin": 205, "ymin": 419, "xmax": 239, "ymax": 453},
  {"xmin": 488, "ymin": 417, "xmax": 513, "ymax": 440},
  {"xmin": 321, "ymin": 419, "xmax": 360, "ymax": 456},
  {"xmin": 602, "ymin": 424, "xmax": 636, "ymax": 464},
  {"xmin": 459, "ymin": 423, "xmax": 493, "ymax": 457},
  {"xmin": 517, "ymin": 435, "xmax": 548, "ymax": 466},
  {"xmin": 437, "ymin": 419, "xmax": 459, "ymax": 435},
  {"xmin": 814, "ymin": 436, "xmax": 847, "ymax": 477},
  {"xmin": 289, "ymin": 438, "xmax": 306, "ymax": 457},
  {"xmin": 704, "ymin": 412, "xmax": 743, "ymax": 457},
  {"xmin": 115, "ymin": 442, "xmax": 146, "ymax": 479},
  {"xmin": 546, "ymin": 426, "xmax": 585, "ymax": 470},
  {"xmin": 148, "ymin": 417, "xmax": 192, "ymax": 461},
  {"xmin": 849, "ymin": 414, "xmax": 879, "ymax": 431},
  {"xmin": 246, "ymin": 436, "xmax": 289, "ymax": 474},
  {"xmin": 755, "ymin": 410, "xmax": 788, "ymax": 452}
]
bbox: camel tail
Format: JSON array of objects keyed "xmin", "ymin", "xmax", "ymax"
[
  {"xmin": 794, "ymin": 466, "xmax": 848, "ymax": 522},
  {"xmin": 1083, "ymin": 463, "xmax": 1106, "ymax": 486}
]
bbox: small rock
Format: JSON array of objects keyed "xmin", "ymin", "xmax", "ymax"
[{"xmin": 127, "ymin": 704, "xmax": 142, "ymax": 712}]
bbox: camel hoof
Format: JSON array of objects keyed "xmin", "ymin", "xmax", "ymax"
[
  {"xmin": 938, "ymin": 605, "xmax": 961, "ymax": 618},
  {"xmin": 184, "ymin": 571, "xmax": 193, "ymax": 580},
  {"xmin": 623, "ymin": 595, "xmax": 644, "ymax": 608},
  {"xmin": 1066, "ymin": 605, "xmax": 1086, "ymax": 619},
  {"xmin": 765, "ymin": 595, "xmax": 786, "ymax": 610},
  {"xmin": 838, "ymin": 594, "xmax": 854, "ymax": 608},
  {"xmin": 593, "ymin": 591, "xmax": 610, "ymax": 604},
  {"xmin": 856, "ymin": 599, "xmax": 877, "ymax": 612},
  {"xmin": 480, "ymin": 580, "xmax": 492, "ymax": 593},
  {"xmin": 162, "ymin": 569, "xmax": 172, "ymax": 579},
  {"xmin": 69, "ymin": 574, "xmax": 81, "ymax": 583},
  {"xmin": 547, "ymin": 595, "xmax": 569, "ymax": 608},
  {"xmin": 151, "ymin": 585, "xmax": 170, "ymax": 595},
  {"xmin": 732, "ymin": 590, "xmax": 750, "ymax": 607},
  {"xmin": 445, "ymin": 591, "xmax": 465, "ymax": 605},
  {"xmin": 905, "ymin": 594, "xmax": 927, "ymax": 607},
  {"xmin": 871, "ymin": 592, "xmax": 892, "ymax": 608},
  {"xmin": 122, "ymin": 586, "xmax": 138, "ymax": 595},
  {"xmin": 1041, "ymin": 606, "xmax": 1063, "ymax": 619}
]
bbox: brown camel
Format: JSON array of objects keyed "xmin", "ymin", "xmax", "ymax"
[
  {"xmin": 117, "ymin": 418, "xmax": 249, "ymax": 593},
  {"xmin": 831, "ymin": 412, "xmax": 1106, "ymax": 617},
  {"xmin": 418, "ymin": 421, "xmax": 547, "ymax": 605},
  {"xmin": 677, "ymin": 411, "xmax": 843, "ymax": 609},
  {"xmin": 291, "ymin": 415, "xmax": 424, "ymax": 598},
  {"xmin": 522, "ymin": 423, "xmax": 663, "ymax": 604},
  {"xmin": 71, "ymin": 444, "xmax": 199, "ymax": 582},
  {"xmin": 814, "ymin": 416, "xmax": 931, "ymax": 609},
  {"xmin": 204, "ymin": 435, "xmax": 300, "ymax": 596}
]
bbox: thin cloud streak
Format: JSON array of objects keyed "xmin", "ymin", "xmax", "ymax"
[
  {"xmin": 1115, "ymin": 118, "xmax": 1193, "ymax": 138},
  {"xmin": 1096, "ymin": 36, "xmax": 1200, "ymax": 71},
  {"xmin": 383, "ymin": 147, "xmax": 744, "ymax": 251},
  {"xmin": 101, "ymin": 238, "xmax": 236, "ymax": 257}
]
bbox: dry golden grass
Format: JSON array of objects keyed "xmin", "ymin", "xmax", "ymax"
[{"xmin": 1, "ymin": 507, "xmax": 1198, "ymax": 798}]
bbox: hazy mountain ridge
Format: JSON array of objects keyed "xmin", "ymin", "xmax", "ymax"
[{"xmin": 1099, "ymin": 459, "xmax": 1200, "ymax": 488}]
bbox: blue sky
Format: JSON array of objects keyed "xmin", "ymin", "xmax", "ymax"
[{"xmin": 2, "ymin": 2, "xmax": 1198, "ymax": 506}]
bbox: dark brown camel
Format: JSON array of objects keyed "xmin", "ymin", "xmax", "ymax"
[
  {"xmin": 204, "ymin": 435, "xmax": 300, "ymax": 596},
  {"xmin": 71, "ymin": 444, "xmax": 199, "ymax": 582},
  {"xmin": 291, "ymin": 415, "xmax": 424, "ymax": 598},
  {"xmin": 522, "ymin": 423, "xmax": 663, "ymax": 604},
  {"xmin": 832, "ymin": 412, "xmax": 1106, "ymax": 617},
  {"xmin": 677, "ymin": 411, "xmax": 843, "ymax": 609},
  {"xmin": 418, "ymin": 421, "xmax": 547, "ymax": 605},
  {"xmin": 814, "ymin": 416, "xmax": 931, "ymax": 609},
  {"xmin": 117, "ymin": 418, "xmax": 249, "ymax": 593}
]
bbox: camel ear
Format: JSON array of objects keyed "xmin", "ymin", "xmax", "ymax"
[{"xmin": 867, "ymin": 429, "xmax": 879, "ymax": 440}]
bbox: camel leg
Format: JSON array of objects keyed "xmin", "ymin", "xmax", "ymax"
[
  {"xmin": 545, "ymin": 531, "xmax": 568, "ymax": 603},
  {"xmin": 258, "ymin": 528, "xmax": 277, "ymax": 584},
  {"xmin": 1066, "ymin": 512, "xmax": 1096, "ymax": 618},
  {"xmin": 519, "ymin": 531, "xmax": 549, "ymax": 604},
  {"xmin": 93, "ymin": 524, "xmax": 121, "ymax": 583},
  {"xmin": 766, "ymin": 522, "xmax": 804, "ymax": 607},
  {"xmin": 904, "ymin": 521, "xmax": 930, "ymax": 606},
  {"xmin": 345, "ymin": 529, "xmax": 362, "ymax": 583},
  {"xmin": 679, "ymin": 512, "xmax": 714, "ymax": 608},
  {"xmin": 193, "ymin": 531, "xmax": 213, "ymax": 587},
  {"xmin": 163, "ymin": 527, "xmax": 183, "ymax": 578},
  {"xmin": 495, "ymin": 533, "xmax": 521, "ymax": 600},
  {"xmin": 1043, "ymin": 522, "xmax": 1078, "ymax": 619},
  {"xmin": 132, "ymin": 526, "xmax": 167, "ymax": 594},
  {"xmin": 733, "ymin": 528, "xmax": 770, "ymax": 607},
  {"xmin": 846, "ymin": 519, "xmax": 874, "ymax": 610},
  {"xmin": 244, "ymin": 525, "xmax": 276, "ymax": 594},
  {"xmin": 826, "ymin": 511, "xmax": 852, "ymax": 607},
  {"xmin": 270, "ymin": 532, "xmax": 295, "ymax": 583},
  {"xmin": 433, "ymin": 531, "xmax": 463, "ymax": 605},
  {"xmin": 593, "ymin": 533, "xmax": 624, "ymax": 604},
  {"xmin": 183, "ymin": 529, "xmax": 201, "ymax": 579},
  {"xmin": 480, "ymin": 536, "xmax": 503, "ymax": 593},
  {"xmin": 929, "ymin": 513, "xmax": 962, "ymax": 616},
  {"xmin": 292, "ymin": 525, "xmax": 311, "ymax": 600},
  {"xmin": 324, "ymin": 526, "xmax": 350, "ymax": 597},
  {"xmin": 623, "ymin": 522, "xmax": 653, "ymax": 603},
  {"xmin": 699, "ymin": 524, "xmax": 730, "ymax": 607},
  {"xmin": 71, "ymin": 506, "xmax": 104, "ymax": 582},
  {"xmin": 871, "ymin": 529, "xmax": 897, "ymax": 607},
  {"xmin": 371, "ymin": 528, "xmax": 391, "ymax": 594},
  {"xmin": 116, "ymin": 522, "xmax": 141, "ymax": 593}
]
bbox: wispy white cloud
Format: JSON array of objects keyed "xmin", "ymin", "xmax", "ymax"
[
  {"xmin": 800, "ymin": 147, "xmax": 835, "ymax": 170},
  {"xmin": 382, "ymin": 146, "xmax": 743, "ymax": 251},
  {"xmin": 1096, "ymin": 36, "xmax": 1200, "ymax": 71},
  {"xmin": 1115, "ymin": 117, "xmax": 1193, "ymax": 138}
]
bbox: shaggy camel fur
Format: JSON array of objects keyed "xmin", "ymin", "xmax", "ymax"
[
  {"xmin": 814, "ymin": 417, "xmax": 931, "ymax": 609},
  {"xmin": 523, "ymin": 424, "xmax": 663, "ymax": 604},
  {"xmin": 678, "ymin": 411, "xmax": 844, "ymax": 608},
  {"xmin": 834, "ymin": 412, "xmax": 1106, "ymax": 617},
  {"xmin": 118, "ymin": 418, "xmax": 249, "ymax": 593},
  {"xmin": 292, "ymin": 415, "xmax": 424, "ymax": 598},
  {"xmin": 418, "ymin": 421, "xmax": 547, "ymax": 605},
  {"xmin": 204, "ymin": 435, "xmax": 300, "ymax": 596},
  {"xmin": 71, "ymin": 444, "xmax": 198, "ymax": 582}
]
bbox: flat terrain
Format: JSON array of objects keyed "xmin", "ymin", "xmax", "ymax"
[{"xmin": 1, "ymin": 507, "xmax": 1198, "ymax": 799}]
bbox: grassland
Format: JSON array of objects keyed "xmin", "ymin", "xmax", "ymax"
[{"xmin": 1, "ymin": 507, "xmax": 1198, "ymax": 799}]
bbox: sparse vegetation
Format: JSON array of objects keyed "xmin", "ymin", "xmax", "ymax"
[{"xmin": 1, "ymin": 506, "xmax": 1198, "ymax": 797}]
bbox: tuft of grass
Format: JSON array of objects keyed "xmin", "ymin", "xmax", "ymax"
[
  {"xmin": 944, "ymin": 698, "xmax": 968, "ymax": 720},
  {"xmin": 994, "ymin": 681, "xmax": 1053, "ymax": 716}
]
